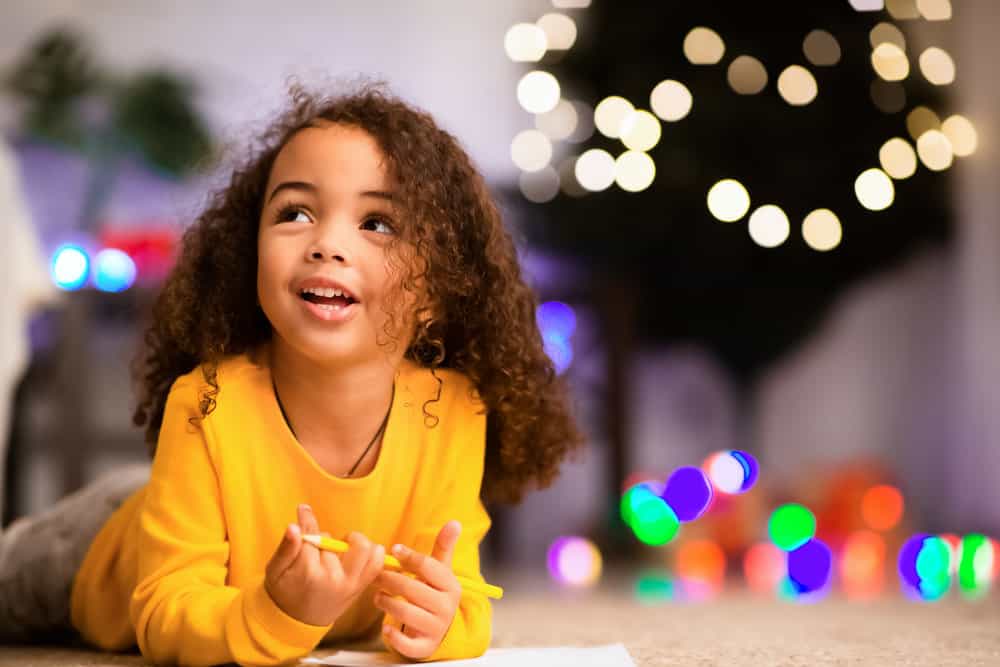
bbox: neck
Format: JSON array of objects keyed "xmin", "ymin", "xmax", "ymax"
[{"xmin": 267, "ymin": 338, "xmax": 399, "ymax": 461}]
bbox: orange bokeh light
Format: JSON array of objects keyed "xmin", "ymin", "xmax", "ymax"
[
  {"xmin": 841, "ymin": 530, "xmax": 886, "ymax": 598},
  {"xmin": 677, "ymin": 539, "xmax": 727, "ymax": 588},
  {"xmin": 860, "ymin": 485, "xmax": 904, "ymax": 531},
  {"xmin": 743, "ymin": 542, "xmax": 785, "ymax": 594}
]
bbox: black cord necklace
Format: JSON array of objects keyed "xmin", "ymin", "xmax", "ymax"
[{"xmin": 272, "ymin": 377, "xmax": 395, "ymax": 478}]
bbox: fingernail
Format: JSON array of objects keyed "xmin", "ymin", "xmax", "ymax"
[
  {"xmin": 299, "ymin": 503, "xmax": 311, "ymax": 513},
  {"xmin": 452, "ymin": 521, "xmax": 462, "ymax": 534},
  {"xmin": 393, "ymin": 544, "xmax": 404, "ymax": 556},
  {"xmin": 288, "ymin": 523, "xmax": 300, "ymax": 537}
]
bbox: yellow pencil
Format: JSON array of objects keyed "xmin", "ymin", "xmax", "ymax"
[{"xmin": 301, "ymin": 534, "xmax": 504, "ymax": 600}]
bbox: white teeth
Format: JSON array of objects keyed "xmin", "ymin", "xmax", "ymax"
[{"xmin": 302, "ymin": 286, "xmax": 353, "ymax": 300}]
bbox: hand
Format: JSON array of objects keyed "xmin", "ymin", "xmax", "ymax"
[
  {"xmin": 265, "ymin": 504, "xmax": 385, "ymax": 627},
  {"xmin": 374, "ymin": 520, "xmax": 463, "ymax": 660}
]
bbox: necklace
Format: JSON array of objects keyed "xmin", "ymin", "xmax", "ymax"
[{"xmin": 272, "ymin": 377, "xmax": 395, "ymax": 478}]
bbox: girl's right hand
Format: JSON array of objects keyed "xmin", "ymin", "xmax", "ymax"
[{"xmin": 264, "ymin": 504, "xmax": 385, "ymax": 627}]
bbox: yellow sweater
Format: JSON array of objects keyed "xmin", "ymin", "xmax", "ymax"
[{"xmin": 70, "ymin": 350, "xmax": 493, "ymax": 666}]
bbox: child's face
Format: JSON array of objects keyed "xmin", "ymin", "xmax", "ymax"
[{"xmin": 257, "ymin": 122, "xmax": 416, "ymax": 367}]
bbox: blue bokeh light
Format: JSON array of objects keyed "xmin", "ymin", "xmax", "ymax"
[
  {"xmin": 537, "ymin": 301, "xmax": 577, "ymax": 339},
  {"xmin": 661, "ymin": 466, "xmax": 714, "ymax": 522},
  {"xmin": 51, "ymin": 244, "xmax": 90, "ymax": 291},
  {"xmin": 787, "ymin": 538, "xmax": 833, "ymax": 594},
  {"xmin": 93, "ymin": 248, "xmax": 137, "ymax": 292}
]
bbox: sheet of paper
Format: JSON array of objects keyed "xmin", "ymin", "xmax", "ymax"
[{"xmin": 300, "ymin": 643, "xmax": 636, "ymax": 666}]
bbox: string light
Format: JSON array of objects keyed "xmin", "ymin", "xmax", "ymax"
[
  {"xmin": 802, "ymin": 209, "xmax": 843, "ymax": 251},
  {"xmin": 683, "ymin": 27, "xmax": 725, "ymax": 65}
]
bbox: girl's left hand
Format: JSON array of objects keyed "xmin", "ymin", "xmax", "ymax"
[{"xmin": 374, "ymin": 521, "xmax": 463, "ymax": 660}]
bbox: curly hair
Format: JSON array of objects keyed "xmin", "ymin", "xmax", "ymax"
[{"xmin": 132, "ymin": 79, "xmax": 585, "ymax": 505}]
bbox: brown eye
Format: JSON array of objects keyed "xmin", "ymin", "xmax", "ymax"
[
  {"xmin": 361, "ymin": 216, "xmax": 395, "ymax": 235},
  {"xmin": 275, "ymin": 204, "xmax": 310, "ymax": 223}
]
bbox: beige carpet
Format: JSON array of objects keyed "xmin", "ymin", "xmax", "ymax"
[{"xmin": 2, "ymin": 571, "xmax": 998, "ymax": 666}]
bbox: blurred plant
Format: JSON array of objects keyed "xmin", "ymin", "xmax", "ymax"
[{"xmin": 3, "ymin": 27, "xmax": 213, "ymax": 229}]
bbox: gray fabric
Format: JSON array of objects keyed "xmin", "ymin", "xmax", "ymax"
[{"xmin": 0, "ymin": 464, "xmax": 149, "ymax": 643}]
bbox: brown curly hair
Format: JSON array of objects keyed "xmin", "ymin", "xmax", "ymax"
[{"xmin": 132, "ymin": 79, "xmax": 584, "ymax": 504}]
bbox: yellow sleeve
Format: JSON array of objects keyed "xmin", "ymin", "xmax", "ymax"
[
  {"xmin": 129, "ymin": 379, "xmax": 331, "ymax": 667},
  {"xmin": 385, "ymin": 389, "xmax": 493, "ymax": 661}
]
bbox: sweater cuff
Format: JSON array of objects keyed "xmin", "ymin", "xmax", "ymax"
[{"xmin": 244, "ymin": 577, "xmax": 332, "ymax": 652}]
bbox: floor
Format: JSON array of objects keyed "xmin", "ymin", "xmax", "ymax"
[{"xmin": 1, "ymin": 571, "xmax": 998, "ymax": 666}]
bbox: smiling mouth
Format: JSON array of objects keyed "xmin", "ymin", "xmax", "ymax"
[{"xmin": 299, "ymin": 290, "xmax": 358, "ymax": 308}]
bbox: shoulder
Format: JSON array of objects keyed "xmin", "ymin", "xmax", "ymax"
[
  {"xmin": 168, "ymin": 350, "xmax": 265, "ymax": 409},
  {"xmin": 403, "ymin": 361, "xmax": 484, "ymax": 419}
]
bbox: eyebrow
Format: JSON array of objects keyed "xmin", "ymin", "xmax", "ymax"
[{"xmin": 266, "ymin": 181, "xmax": 396, "ymax": 204}]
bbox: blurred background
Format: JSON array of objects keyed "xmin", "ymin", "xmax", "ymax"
[{"xmin": 2, "ymin": 0, "xmax": 998, "ymax": 606}]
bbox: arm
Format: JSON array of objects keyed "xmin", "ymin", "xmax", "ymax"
[{"xmin": 129, "ymin": 380, "xmax": 332, "ymax": 667}]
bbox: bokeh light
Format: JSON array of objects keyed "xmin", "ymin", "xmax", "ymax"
[
  {"xmin": 93, "ymin": 248, "xmax": 137, "ymax": 293},
  {"xmin": 899, "ymin": 534, "xmax": 952, "ymax": 600},
  {"xmin": 634, "ymin": 570, "xmax": 676, "ymax": 604},
  {"xmin": 957, "ymin": 533, "xmax": 994, "ymax": 598},
  {"xmin": 919, "ymin": 47, "xmax": 955, "ymax": 85},
  {"xmin": 860, "ymin": 485, "xmax": 904, "ymax": 531},
  {"xmin": 916, "ymin": 130, "xmax": 954, "ymax": 171},
  {"xmin": 51, "ymin": 244, "xmax": 90, "ymax": 291},
  {"xmin": 855, "ymin": 168, "xmax": 895, "ymax": 211},
  {"xmin": 537, "ymin": 300, "xmax": 577, "ymax": 339},
  {"xmin": 510, "ymin": 129, "xmax": 553, "ymax": 172},
  {"xmin": 870, "ymin": 22, "xmax": 906, "ymax": 50},
  {"xmin": 703, "ymin": 450, "xmax": 758, "ymax": 494},
  {"xmin": 575, "ymin": 148, "xmax": 616, "ymax": 192},
  {"xmin": 504, "ymin": 23, "xmax": 547, "ymax": 62},
  {"xmin": 803, "ymin": 29, "xmax": 841, "ymax": 66},
  {"xmin": 676, "ymin": 539, "xmax": 726, "ymax": 598},
  {"xmin": 650, "ymin": 79, "xmax": 693, "ymax": 122},
  {"xmin": 547, "ymin": 536, "xmax": 602, "ymax": 588},
  {"xmin": 748, "ymin": 205, "xmax": 790, "ymax": 248},
  {"xmin": 744, "ymin": 542, "xmax": 786, "ymax": 595},
  {"xmin": 841, "ymin": 530, "xmax": 886, "ymax": 598},
  {"xmin": 519, "ymin": 166, "xmax": 560, "ymax": 203},
  {"xmin": 614, "ymin": 151, "xmax": 656, "ymax": 193},
  {"xmin": 777, "ymin": 65, "xmax": 818, "ymax": 106},
  {"xmin": 907, "ymin": 106, "xmax": 941, "ymax": 140},
  {"xmin": 536, "ymin": 13, "xmax": 576, "ymax": 51},
  {"xmin": 879, "ymin": 138, "xmax": 918, "ymax": 179},
  {"xmin": 729, "ymin": 450, "xmax": 759, "ymax": 492},
  {"xmin": 802, "ymin": 209, "xmax": 843, "ymax": 252},
  {"xmin": 662, "ymin": 467, "xmax": 714, "ymax": 522},
  {"xmin": 517, "ymin": 71, "xmax": 561, "ymax": 114},
  {"xmin": 619, "ymin": 110, "xmax": 661, "ymax": 152},
  {"xmin": 707, "ymin": 179, "xmax": 750, "ymax": 222},
  {"xmin": 871, "ymin": 43, "xmax": 910, "ymax": 82},
  {"xmin": 594, "ymin": 96, "xmax": 634, "ymax": 139},
  {"xmin": 941, "ymin": 115, "xmax": 978, "ymax": 157},
  {"xmin": 887, "ymin": 0, "xmax": 921, "ymax": 21},
  {"xmin": 727, "ymin": 55, "xmax": 768, "ymax": 95},
  {"xmin": 683, "ymin": 27, "xmax": 725, "ymax": 65},
  {"xmin": 917, "ymin": 0, "xmax": 952, "ymax": 21},
  {"xmin": 787, "ymin": 538, "xmax": 833, "ymax": 595},
  {"xmin": 769, "ymin": 504, "xmax": 817, "ymax": 552},
  {"xmin": 535, "ymin": 99, "xmax": 578, "ymax": 141}
]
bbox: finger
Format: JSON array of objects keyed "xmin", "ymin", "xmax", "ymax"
[
  {"xmin": 382, "ymin": 624, "xmax": 430, "ymax": 659},
  {"xmin": 317, "ymin": 531, "xmax": 342, "ymax": 575},
  {"xmin": 392, "ymin": 543, "xmax": 452, "ymax": 592},
  {"xmin": 293, "ymin": 504, "xmax": 321, "ymax": 571},
  {"xmin": 298, "ymin": 504, "xmax": 321, "ymax": 535},
  {"xmin": 342, "ymin": 531, "xmax": 373, "ymax": 581},
  {"xmin": 376, "ymin": 570, "xmax": 438, "ymax": 612},
  {"xmin": 374, "ymin": 591, "xmax": 438, "ymax": 633},
  {"xmin": 430, "ymin": 520, "xmax": 462, "ymax": 569},
  {"xmin": 360, "ymin": 543, "xmax": 386, "ymax": 585},
  {"xmin": 267, "ymin": 523, "xmax": 303, "ymax": 580}
]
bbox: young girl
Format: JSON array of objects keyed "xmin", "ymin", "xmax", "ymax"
[{"xmin": 0, "ymin": 82, "xmax": 583, "ymax": 665}]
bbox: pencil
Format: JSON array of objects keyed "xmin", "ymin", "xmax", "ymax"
[{"xmin": 301, "ymin": 534, "xmax": 504, "ymax": 600}]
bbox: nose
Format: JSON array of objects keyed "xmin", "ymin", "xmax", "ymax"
[{"xmin": 306, "ymin": 220, "xmax": 350, "ymax": 263}]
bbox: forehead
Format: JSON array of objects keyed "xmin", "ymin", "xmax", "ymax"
[{"xmin": 266, "ymin": 123, "xmax": 392, "ymax": 194}]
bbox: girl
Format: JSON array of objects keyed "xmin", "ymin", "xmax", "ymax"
[{"xmin": 0, "ymin": 82, "xmax": 583, "ymax": 665}]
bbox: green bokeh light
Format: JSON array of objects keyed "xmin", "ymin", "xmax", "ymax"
[
  {"xmin": 631, "ymin": 494, "xmax": 680, "ymax": 546},
  {"xmin": 916, "ymin": 536, "xmax": 951, "ymax": 582},
  {"xmin": 958, "ymin": 533, "xmax": 990, "ymax": 597},
  {"xmin": 768, "ymin": 503, "xmax": 816, "ymax": 552},
  {"xmin": 635, "ymin": 571, "xmax": 675, "ymax": 603}
]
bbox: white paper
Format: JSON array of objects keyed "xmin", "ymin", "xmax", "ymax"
[{"xmin": 300, "ymin": 643, "xmax": 636, "ymax": 666}]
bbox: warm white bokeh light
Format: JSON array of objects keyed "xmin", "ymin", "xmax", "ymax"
[
  {"xmin": 802, "ymin": 209, "xmax": 843, "ymax": 251},
  {"xmin": 707, "ymin": 179, "xmax": 751, "ymax": 222},
  {"xmin": 505, "ymin": 24, "xmax": 547, "ymax": 62},
  {"xmin": 614, "ymin": 151, "xmax": 656, "ymax": 193},
  {"xmin": 650, "ymin": 80, "xmax": 693, "ymax": 122},
  {"xmin": 855, "ymin": 168, "xmax": 895, "ymax": 211},
  {"xmin": 535, "ymin": 99, "xmax": 578, "ymax": 141},
  {"xmin": 919, "ymin": 47, "xmax": 956, "ymax": 85},
  {"xmin": 537, "ymin": 13, "xmax": 577, "ymax": 51},
  {"xmin": 728, "ymin": 55, "xmax": 768, "ymax": 95},
  {"xmin": 517, "ymin": 71, "xmax": 561, "ymax": 114},
  {"xmin": 870, "ymin": 22, "xmax": 906, "ymax": 50},
  {"xmin": 803, "ymin": 30, "xmax": 841, "ymax": 66},
  {"xmin": 519, "ymin": 166, "xmax": 560, "ymax": 203},
  {"xmin": 871, "ymin": 43, "xmax": 910, "ymax": 81},
  {"xmin": 907, "ymin": 106, "xmax": 941, "ymax": 139},
  {"xmin": 748, "ymin": 205, "xmax": 790, "ymax": 248},
  {"xmin": 619, "ymin": 110, "xmax": 662, "ymax": 152},
  {"xmin": 684, "ymin": 27, "xmax": 725, "ymax": 65},
  {"xmin": 879, "ymin": 138, "xmax": 918, "ymax": 179},
  {"xmin": 594, "ymin": 96, "xmax": 635, "ymax": 139},
  {"xmin": 916, "ymin": 0, "xmax": 952, "ymax": 20},
  {"xmin": 886, "ymin": 0, "xmax": 921, "ymax": 20},
  {"xmin": 941, "ymin": 115, "xmax": 978, "ymax": 157},
  {"xmin": 849, "ymin": 0, "xmax": 885, "ymax": 9},
  {"xmin": 916, "ymin": 130, "xmax": 954, "ymax": 171},
  {"xmin": 552, "ymin": 0, "xmax": 591, "ymax": 7},
  {"xmin": 510, "ymin": 130, "xmax": 553, "ymax": 172},
  {"xmin": 575, "ymin": 148, "xmax": 616, "ymax": 192},
  {"xmin": 777, "ymin": 65, "xmax": 818, "ymax": 105},
  {"xmin": 567, "ymin": 101, "xmax": 595, "ymax": 143},
  {"xmin": 558, "ymin": 156, "xmax": 588, "ymax": 197}
]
